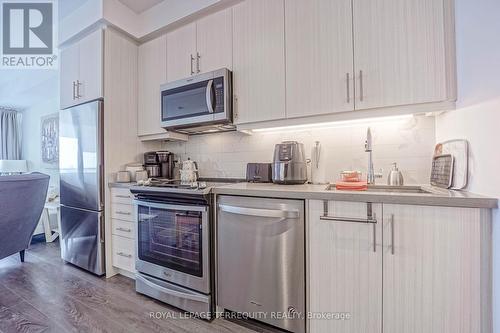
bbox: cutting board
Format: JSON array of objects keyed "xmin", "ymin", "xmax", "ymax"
[{"xmin": 434, "ymin": 139, "xmax": 469, "ymax": 189}]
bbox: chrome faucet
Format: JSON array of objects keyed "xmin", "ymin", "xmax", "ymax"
[{"xmin": 365, "ymin": 127, "xmax": 382, "ymax": 184}]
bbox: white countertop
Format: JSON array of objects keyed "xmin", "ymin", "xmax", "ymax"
[
  {"xmin": 108, "ymin": 181, "xmax": 497, "ymax": 208},
  {"xmin": 212, "ymin": 183, "xmax": 498, "ymax": 209}
]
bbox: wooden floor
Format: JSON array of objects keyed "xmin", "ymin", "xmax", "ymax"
[{"xmin": 0, "ymin": 241, "xmax": 278, "ymax": 333}]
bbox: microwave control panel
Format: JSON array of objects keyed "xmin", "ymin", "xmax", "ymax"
[{"xmin": 214, "ymin": 77, "xmax": 224, "ymax": 113}]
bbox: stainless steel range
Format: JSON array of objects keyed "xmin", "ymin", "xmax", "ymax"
[{"xmin": 130, "ymin": 180, "xmax": 226, "ymax": 318}]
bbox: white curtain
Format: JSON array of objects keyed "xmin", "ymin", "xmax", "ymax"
[{"xmin": 0, "ymin": 108, "xmax": 22, "ymax": 160}]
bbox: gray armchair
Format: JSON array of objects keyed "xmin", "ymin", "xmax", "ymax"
[{"xmin": 0, "ymin": 173, "xmax": 50, "ymax": 262}]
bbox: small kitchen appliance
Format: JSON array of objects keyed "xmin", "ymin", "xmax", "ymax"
[
  {"xmin": 180, "ymin": 159, "xmax": 198, "ymax": 183},
  {"xmin": 246, "ymin": 163, "xmax": 272, "ymax": 183},
  {"xmin": 144, "ymin": 151, "xmax": 174, "ymax": 179},
  {"xmin": 160, "ymin": 68, "xmax": 233, "ymax": 134},
  {"xmin": 156, "ymin": 151, "xmax": 174, "ymax": 179},
  {"xmin": 116, "ymin": 171, "xmax": 131, "ymax": 183},
  {"xmin": 125, "ymin": 163, "xmax": 144, "ymax": 182},
  {"xmin": 272, "ymin": 141, "xmax": 307, "ymax": 184},
  {"xmin": 144, "ymin": 152, "xmax": 160, "ymax": 178}
]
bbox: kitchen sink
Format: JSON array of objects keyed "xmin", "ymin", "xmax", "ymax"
[{"xmin": 326, "ymin": 184, "xmax": 432, "ymax": 194}]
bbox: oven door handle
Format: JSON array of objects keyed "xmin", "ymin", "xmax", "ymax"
[
  {"xmin": 205, "ymin": 79, "xmax": 214, "ymax": 114},
  {"xmin": 136, "ymin": 274, "xmax": 208, "ymax": 303},
  {"xmin": 134, "ymin": 199, "xmax": 208, "ymax": 212}
]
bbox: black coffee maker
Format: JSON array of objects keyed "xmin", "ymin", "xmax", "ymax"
[
  {"xmin": 156, "ymin": 151, "xmax": 174, "ymax": 179},
  {"xmin": 144, "ymin": 151, "xmax": 174, "ymax": 179}
]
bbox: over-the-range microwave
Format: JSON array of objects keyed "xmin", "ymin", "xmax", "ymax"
[{"xmin": 160, "ymin": 68, "xmax": 234, "ymax": 134}]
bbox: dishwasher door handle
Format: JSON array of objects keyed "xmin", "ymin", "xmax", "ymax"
[{"xmin": 219, "ymin": 204, "xmax": 299, "ymax": 219}]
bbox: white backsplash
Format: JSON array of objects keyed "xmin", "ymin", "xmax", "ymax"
[{"xmin": 163, "ymin": 115, "xmax": 436, "ymax": 184}]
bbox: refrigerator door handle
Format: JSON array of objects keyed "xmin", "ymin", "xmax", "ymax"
[
  {"xmin": 99, "ymin": 164, "xmax": 104, "ymax": 210},
  {"xmin": 99, "ymin": 214, "xmax": 105, "ymax": 243}
]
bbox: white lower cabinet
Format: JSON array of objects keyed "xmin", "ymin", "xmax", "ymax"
[
  {"xmin": 110, "ymin": 188, "xmax": 136, "ymax": 275},
  {"xmin": 112, "ymin": 235, "xmax": 135, "ymax": 272},
  {"xmin": 308, "ymin": 200, "xmax": 491, "ymax": 333},
  {"xmin": 308, "ymin": 200, "xmax": 382, "ymax": 333},
  {"xmin": 382, "ymin": 204, "xmax": 487, "ymax": 333}
]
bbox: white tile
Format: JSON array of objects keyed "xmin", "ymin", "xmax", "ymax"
[{"xmin": 164, "ymin": 116, "xmax": 437, "ymax": 184}]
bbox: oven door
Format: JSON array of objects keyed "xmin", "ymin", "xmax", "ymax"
[{"xmin": 135, "ymin": 200, "xmax": 210, "ymax": 294}]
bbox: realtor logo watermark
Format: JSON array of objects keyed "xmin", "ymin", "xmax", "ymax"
[{"xmin": 1, "ymin": 0, "xmax": 57, "ymax": 69}]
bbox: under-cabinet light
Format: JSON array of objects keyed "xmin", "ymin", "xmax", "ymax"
[{"xmin": 251, "ymin": 115, "xmax": 414, "ymax": 133}]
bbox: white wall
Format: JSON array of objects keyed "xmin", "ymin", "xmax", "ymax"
[
  {"xmin": 21, "ymin": 97, "xmax": 60, "ymax": 188},
  {"xmin": 435, "ymin": 0, "xmax": 500, "ymax": 330},
  {"xmin": 165, "ymin": 115, "xmax": 435, "ymax": 183}
]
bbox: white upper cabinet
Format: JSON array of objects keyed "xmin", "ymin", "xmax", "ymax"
[
  {"xmin": 165, "ymin": 9, "xmax": 233, "ymax": 83},
  {"xmin": 78, "ymin": 29, "xmax": 103, "ymax": 105},
  {"xmin": 232, "ymin": 0, "xmax": 286, "ymax": 124},
  {"xmin": 353, "ymin": 0, "xmax": 450, "ymax": 110},
  {"xmin": 285, "ymin": 0, "xmax": 355, "ymax": 118},
  {"xmin": 60, "ymin": 43, "xmax": 79, "ymax": 110},
  {"xmin": 166, "ymin": 23, "xmax": 197, "ymax": 83},
  {"xmin": 196, "ymin": 8, "xmax": 233, "ymax": 73},
  {"xmin": 60, "ymin": 29, "xmax": 103, "ymax": 109},
  {"xmin": 138, "ymin": 36, "xmax": 167, "ymax": 137}
]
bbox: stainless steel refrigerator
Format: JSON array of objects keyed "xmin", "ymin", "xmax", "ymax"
[{"xmin": 59, "ymin": 100, "xmax": 105, "ymax": 275}]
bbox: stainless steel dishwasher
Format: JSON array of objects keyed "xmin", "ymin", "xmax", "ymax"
[{"xmin": 217, "ymin": 195, "xmax": 305, "ymax": 333}]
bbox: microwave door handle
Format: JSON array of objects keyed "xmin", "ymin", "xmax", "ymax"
[{"xmin": 205, "ymin": 80, "xmax": 214, "ymax": 114}]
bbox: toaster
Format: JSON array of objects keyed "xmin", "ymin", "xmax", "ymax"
[
  {"xmin": 246, "ymin": 163, "xmax": 272, "ymax": 183},
  {"xmin": 272, "ymin": 141, "xmax": 307, "ymax": 185}
]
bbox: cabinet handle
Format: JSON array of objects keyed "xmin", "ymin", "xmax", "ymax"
[
  {"xmin": 346, "ymin": 73, "xmax": 350, "ymax": 103},
  {"xmin": 196, "ymin": 52, "xmax": 201, "ymax": 73},
  {"xmin": 359, "ymin": 70, "xmax": 364, "ymax": 102},
  {"xmin": 115, "ymin": 195, "xmax": 131, "ymax": 199},
  {"xmin": 372, "ymin": 222, "xmax": 377, "ymax": 253},
  {"xmin": 390, "ymin": 214, "xmax": 395, "ymax": 255},
  {"xmin": 76, "ymin": 80, "xmax": 82, "ymax": 98},
  {"xmin": 321, "ymin": 201, "xmax": 377, "ymax": 252},
  {"xmin": 116, "ymin": 227, "xmax": 132, "ymax": 233},
  {"xmin": 190, "ymin": 54, "xmax": 195, "ymax": 75},
  {"xmin": 72, "ymin": 81, "xmax": 77, "ymax": 100},
  {"xmin": 116, "ymin": 252, "xmax": 132, "ymax": 258},
  {"xmin": 233, "ymin": 95, "xmax": 238, "ymax": 120},
  {"xmin": 115, "ymin": 211, "xmax": 131, "ymax": 216}
]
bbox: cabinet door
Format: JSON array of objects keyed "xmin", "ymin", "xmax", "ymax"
[
  {"xmin": 166, "ymin": 23, "xmax": 197, "ymax": 82},
  {"xmin": 353, "ymin": 0, "xmax": 447, "ymax": 110},
  {"xmin": 60, "ymin": 43, "xmax": 79, "ymax": 109},
  {"xmin": 138, "ymin": 36, "xmax": 167, "ymax": 136},
  {"xmin": 308, "ymin": 200, "xmax": 382, "ymax": 333},
  {"xmin": 78, "ymin": 29, "xmax": 103, "ymax": 104},
  {"xmin": 232, "ymin": 0, "xmax": 286, "ymax": 124},
  {"xmin": 285, "ymin": 0, "xmax": 354, "ymax": 118},
  {"xmin": 196, "ymin": 8, "xmax": 232, "ymax": 73},
  {"xmin": 383, "ymin": 205, "xmax": 483, "ymax": 333}
]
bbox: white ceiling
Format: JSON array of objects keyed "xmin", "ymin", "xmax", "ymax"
[
  {"xmin": 118, "ymin": 0, "xmax": 165, "ymax": 14},
  {"xmin": 59, "ymin": 0, "xmax": 89, "ymax": 20}
]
